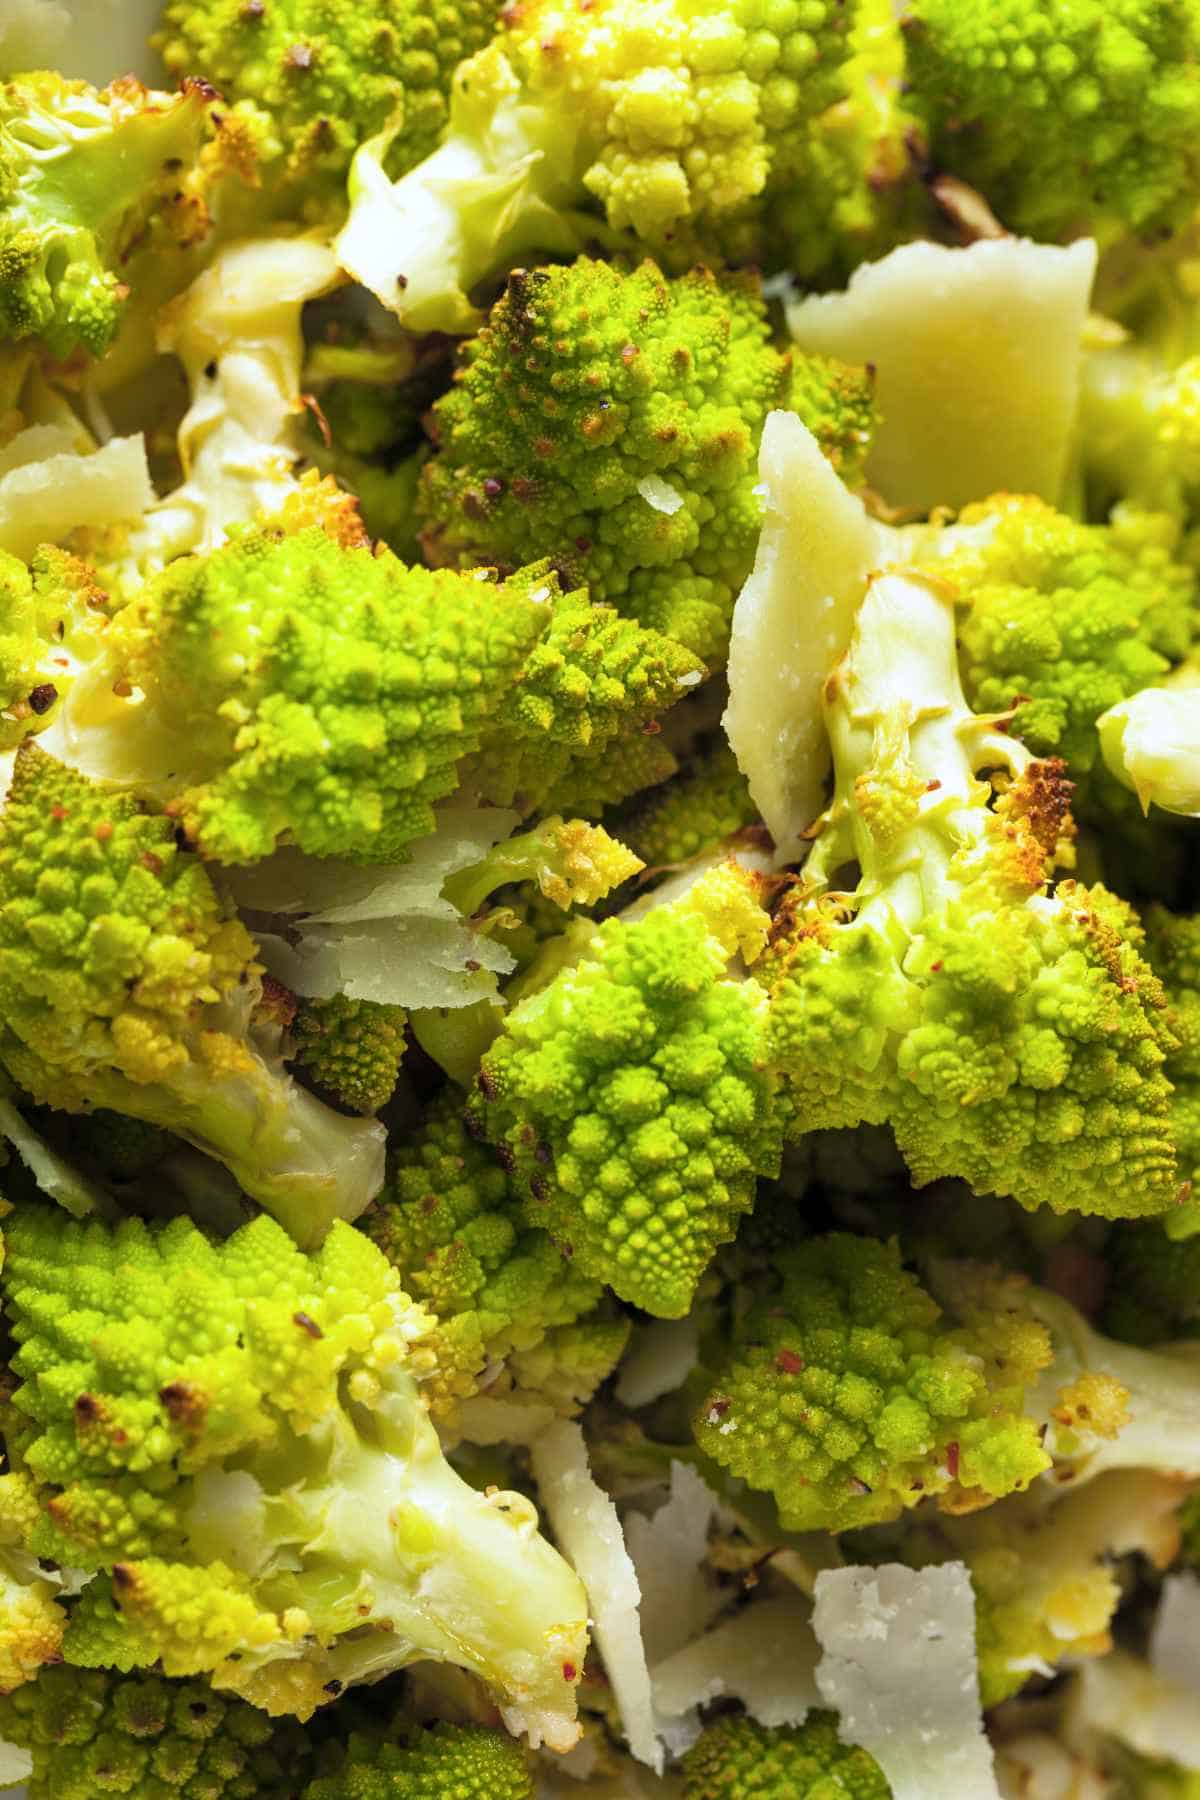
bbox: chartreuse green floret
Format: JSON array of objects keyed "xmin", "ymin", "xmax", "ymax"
[
  {"xmin": 0, "ymin": 743, "xmax": 385, "ymax": 1244},
  {"xmin": 0, "ymin": 1470, "xmax": 65, "ymax": 1696},
  {"xmin": 698, "ymin": 1231, "xmax": 1200, "ymax": 1529},
  {"xmin": 0, "ymin": 72, "xmax": 216, "ymax": 359},
  {"xmin": 334, "ymin": 0, "xmax": 864, "ymax": 329},
  {"xmin": 760, "ymin": 570, "xmax": 1180, "ymax": 1219},
  {"xmin": 694, "ymin": 1233, "xmax": 1056, "ymax": 1532},
  {"xmin": 924, "ymin": 495, "xmax": 1197, "ymax": 801},
  {"xmin": 57, "ymin": 507, "xmax": 699, "ymax": 863},
  {"xmin": 61, "ymin": 1580, "xmax": 157, "ymax": 1673},
  {"xmin": 470, "ymin": 862, "xmax": 782, "ymax": 1317},
  {"xmin": 682, "ymin": 1712, "xmax": 891, "ymax": 1799},
  {"xmin": 157, "ymin": 0, "xmax": 501, "ymax": 207},
  {"xmin": 1, "ymin": 1205, "xmax": 588, "ymax": 1743},
  {"xmin": 304, "ymin": 1722, "xmax": 532, "ymax": 1800},
  {"xmin": 365, "ymin": 1089, "xmax": 615, "ymax": 1422},
  {"xmin": 291, "ymin": 995, "xmax": 407, "ymax": 1115},
  {"xmin": 903, "ymin": 0, "xmax": 1200, "ymax": 248},
  {"xmin": 418, "ymin": 256, "xmax": 874, "ymax": 664},
  {"xmin": 0, "ymin": 546, "xmax": 112, "ymax": 751},
  {"xmin": 0, "ymin": 1664, "xmax": 313, "ymax": 1800},
  {"xmin": 608, "ymin": 735, "xmax": 758, "ymax": 868}
]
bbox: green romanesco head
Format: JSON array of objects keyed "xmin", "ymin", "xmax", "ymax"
[
  {"xmin": 303, "ymin": 1721, "xmax": 532, "ymax": 1800},
  {"xmin": 0, "ymin": 72, "xmax": 216, "ymax": 359},
  {"xmin": 60, "ymin": 1580, "xmax": 157, "ymax": 1672},
  {"xmin": 934, "ymin": 495, "xmax": 1196, "ymax": 798},
  {"xmin": 0, "ymin": 547, "xmax": 112, "ymax": 751},
  {"xmin": 364, "ymin": 1088, "xmax": 605, "ymax": 1418},
  {"xmin": 456, "ymin": 583, "xmax": 704, "ymax": 818},
  {"xmin": 158, "ymin": 0, "xmax": 502, "ymax": 207},
  {"xmin": 0, "ymin": 741, "xmax": 258, "ymax": 1113},
  {"xmin": 291, "ymin": 995, "xmax": 407, "ymax": 1115},
  {"xmin": 1146, "ymin": 904, "xmax": 1200, "ymax": 1205},
  {"xmin": 493, "ymin": 0, "xmax": 858, "ymax": 259},
  {"xmin": 471, "ymin": 863, "xmax": 782, "ymax": 1317},
  {"xmin": 903, "ymin": 0, "xmax": 1200, "ymax": 247},
  {"xmin": 694, "ymin": 1234, "xmax": 1054, "ymax": 1531},
  {"xmin": 76, "ymin": 508, "xmax": 698, "ymax": 861},
  {"xmin": 419, "ymin": 256, "xmax": 871, "ymax": 664},
  {"xmin": 0, "ymin": 1204, "xmax": 588, "ymax": 1739},
  {"xmin": 682, "ymin": 1710, "xmax": 890, "ymax": 1798},
  {"xmin": 0, "ymin": 1470, "xmax": 65, "ymax": 1697},
  {"xmin": 0, "ymin": 1664, "xmax": 313, "ymax": 1800},
  {"xmin": 608, "ymin": 734, "xmax": 759, "ymax": 869},
  {"xmin": 760, "ymin": 571, "xmax": 1181, "ymax": 1221}
]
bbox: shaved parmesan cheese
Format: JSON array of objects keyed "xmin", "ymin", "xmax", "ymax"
[
  {"xmin": 637, "ymin": 475, "xmax": 685, "ymax": 516},
  {"xmin": 651, "ymin": 1589, "xmax": 820, "ymax": 1753},
  {"xmin": 813, "ymin": 1563, "xmax": 999, "ymax": 1800},
  {"xmin": 452, "ymin": 1395, "xmax": 556, "ymax": 1446},
  {"xmin": 530, "ymin": 1421, "xmax": 662, "ymax": 1773},
  {"xmin": 0, "ymin": 1743, "xmax": 31, "ymax": 1791},
  {"xmin": 225, "ymin": 807, "xmax": 521, "ymax": 1010},
  {"xmin": 787, "ymin": 237, "xmax": 1097, "ymax": 512},
  {"xmin": 625, "ymin": 1464, "xmax": 724, "ymax": 1668},
  {"xmin": 614, "ymin": 1317, "xmax": 700, "ymax": 1409},
  {"xmin": 1098, "ymin": 688, "xmax": 1200, "ymax": 818},
  {"xmin": 0, "ymin": 433, "xmax": 153, "ymax": 560},
  {"xmin": 723, "ymin": 411, "xmax": 892, "ymax": 859},
  {"xmin": 995, "ymin": 1735, "xmax": 1110, "ymax": 1800},
  {"xmin": 1152, "ymin": 1574, "xmax": 1200, "ymax": 1696}
]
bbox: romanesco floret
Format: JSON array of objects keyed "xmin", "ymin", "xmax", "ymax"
[
  {"xmin": 927, "ymin": 495, "xmax": 1196, "ymax": 801},
  {"xmin": 681, "ymin": 1711, "xmax": 890, "ymax": 1799},
  {"xmin": 698, "ymin": 1232, "xmax": 1200, "ymax": 1529},
  {"xmin": 291, "ymin": 995, "xmax": 407, "ymax": 1115},
  {"xmin": 470, "ymin": 862, "xmax": 781, "ymax": 1317},
  {"xmin": 903, "ymin": 0, "xmax": 1200, "ymax": 248},
  {"xmin": 0, "ymin": 545, "xmax": 111, "ymax": 750},
  {"xmin": 607, "ymin": 735, "xmax": 758, "ymax": 868},
  {"xmin": 759, "ymin": 570, "xmax": 1180, "ymax": 1220},
  {"xmin": 0, "ymin": 1663, "xmax": 314, "ymax": 1800},
  {"xmin": 0, "ymin": 1470, "xmax": 65, "ymax": 1696},
  {"xmin": 694, "ymin": 1233, "xmax": 1055, "ymax": 1532},
  {"xmin": 0, "ymin": 742, "xmax": 385, "ymax": 1243},
  {"xmin": 56, "ymin": 508, "xmax": 700, "ymax": 862},
  {"xmin": 303, "ymin": 1721, "xmax": 532, "ymax": 1800},
  {"xmin": 1, "ymin": 1204, "xmax": 588, "ymax": 1743},
  {"xmin": 418, "ymin": 257, "xmax": 873, "ymax": 664},
  {"xmin": 334, "ymin": 0, "xmax": 866, "ymax": 328},
  {"xmin": 0, "ymin": 72, "xmax": 216, "ymax": 359},
  {"xmin": 365, "ymin": 1089, "xmax": 609, "ymax": 1420},
  {"xmin": 157, "ymin": 0, "xmax": 501, "ymax": 208}
]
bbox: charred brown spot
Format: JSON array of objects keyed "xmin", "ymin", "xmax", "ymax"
[
  {"xmin": 28, "ymin": 683, "xmax": 57, "ymax": 715},
  {"xmin": 139, "ymin": 851, "xmax": 163, "ymax": 876},
  {"xmin": 529, "ymin": 1174, "xmax": 548, "ymax": 1204},
  {"xmin": 293, "ymin": 1312, "xmax": 324, "ymax": 1339},
  {"xmin": 477, "ymin": 1066, "xmax": 497, "ymax": 1102},
  {"xmin": 706, "ymin": 1395, "xmax": 731, "ymax": 1420},
  {"xmin": 73, "ymin": 1394, "xmax": 101, "ymax": 1423},
  {"xmin": 180, "ymin": 76, "xmax": 221, "ymax": 102},
  {"xmin": 159, "ymin": 1381, "xmax": 207, "ymax": 1430},
  {"xmin": 945, "ymin": 1441, "xmax": 960, "ymax": 1479}
]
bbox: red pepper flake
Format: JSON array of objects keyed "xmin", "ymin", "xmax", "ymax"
[
  {"xmin": 775, "ymin": 1348, "xmax": 804, "ymax": 1375},
  {"xmin": 946, "ymin": 1441, "xmax": 960, "ymax": 1479},
  {"xmin": 562, "ymin": 1661, "xmax": 577, "ymax": 1682}
]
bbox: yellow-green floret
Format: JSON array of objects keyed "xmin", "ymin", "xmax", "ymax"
[
  {"xmin": 682, "ymin": 1711, "xmax": 891, "ymax": 1798},
  {"xmin": 0, "ymin": 547, "xmax": 111, "ymax": 752},
  {"xmin": 0, "ymin": 1656, "xmax": 314, "ymax": 1800},
  {"xmin": 693, "ymin": 1233, "xmax": 1055, "ymax": 1532},
  {"xmin": 158, "ymin": 0, "xmax": 502, "ymax": 206},
  {"xmin": 608, "ymin": 735, "xmax": 759, "ymax": 868},
  {"xmin": 0, "ymin": 1204, "xmax": 587, "ymax": 1738},
  {"xmin": 419, "ymin": 257, "xmax": 872, "ymax": 665},
  {"xmin": 0, "ymin": 743, "xmax": 385, "ymax": 1243},
  {"xmin": 471, "ymin": 863, "xmax": 782, "ymax": 1317},
  {"xmin": 291, "ymin": 995, "xmax": 407, "ymax": 1115},
  {"xmin": 931, "ymin": 496, "xmax": 1196, "ymax": 797},
  {"xmin": 303, "ymin": 1720, "xmax": 532, "ymax": 1800},
  {"xmin": 0, "ymin": 72, "xmax": 215, "ymax": 359},
  {"xmin": 364, "ymin": 1089, "xmax": 610, "ymax": 1418},
  {"xmin": 903, "ymin": 0, "xmax": 1200, "ymax": 247},
  {"xmin": 760, "ymin": 571, "xmax": 1180, "ymax": 1220},
  {"xmin": 0, "ymin": 1470, "xmax": 66, "ymax": 1696},
  {"xmin": 0, "ymin": 1664, "xmax": 314, "ymax": 1800},
  {"xmin": 59, "ymin": 511, "xmax": 700, "ymax": 863}
]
